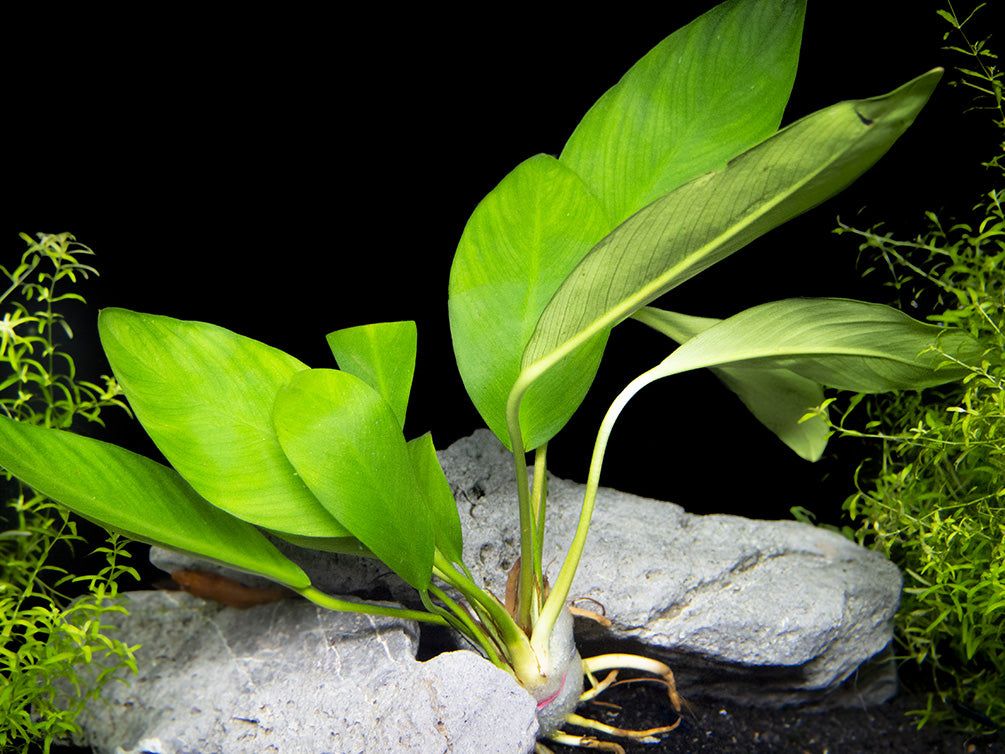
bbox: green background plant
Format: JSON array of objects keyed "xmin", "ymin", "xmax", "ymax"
[
  {"xmin": 822, "ymin": 2, "xmax": 1004, "ymax": 734},
  {"xmin": 1, "ymin": 233, "xmax": 138, "ymax": 753}
]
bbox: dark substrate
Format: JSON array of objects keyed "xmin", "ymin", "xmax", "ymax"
[{"xmin": 546, "ymin": 678, "xmax": 1002, "ymax": 754}]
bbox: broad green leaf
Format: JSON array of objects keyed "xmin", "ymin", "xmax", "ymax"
[
  {"xmin": 521, "ymin": 70, "xmax": 944, "ymax": 392},
  {"xmin": 326, "ymin": 321, "xmax": 417, "ymax": 429},
  {"xmin": 448, "ymin": 154, "xmax": 611, "ymax": 450},
  {"xmin": 561, "ymin": 0, "xmax": 805, "ymax": 226},
  {"xmin": 407, "ymin": 432, "xmax": 464, "ymax": 566},
  {"xmin": 641, "ymin": 298, "xmax": 979, "ymax": 391},
  {"xmin": 450, "ymin": 1, "xmax": 805, "ymax": 453},
  {"xmin": 0, "ymin": 417, "xmax": 310, "ymax": 589},
  {"xmin": 273, "ymin": 368, "xmax": 434, "ymax": 590},
  {"xmin": 633, "ymin": 307, "xmax": 829, "ymax": 461},
  {"xmin": 98, "ymin": 308, "xmax": 350, "ymax": 538}
]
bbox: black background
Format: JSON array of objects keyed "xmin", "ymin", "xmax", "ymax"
[{"xmin": 7, "ymin": 1, "xmax": 997, "ymax": 538}]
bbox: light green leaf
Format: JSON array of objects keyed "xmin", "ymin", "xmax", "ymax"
[
  {"xmin": 326, "ymin": 321, "xmax": 417, "ymax": 430},
  {"xmin": 449, "ymin": 1, "xmax": 805, "ymax": 453},
  {"xmin": 561, "ymin": 0, "xmax": 805, "ymax": 226},
  {"xmin": 273, "ymin": 368, "xmax": 434, "ymax": 590},
  {"xmin": 0, "ymin": 417, "xmax": 310, "ymax": 589},
  {"xmin": 520, "ymin": 70, "xmax": 945, "ymax": 394},
  {"xmin": 98, "ymin": 308, "xmax": 350, "ymax": 538},
  {"xmin": 642, "ymin": 298, "xmax": 979, "ymax": 391},
  {"xmin": 407, "ymin": 432, "xmax": 464, "ymax": 566},
  {"xmin": 448, "ymin": 154, "xmax": 611, "ymax": 450},
  {"xmin": 633, "ymin": 307, "xmax": 829, "ymax": 461}
]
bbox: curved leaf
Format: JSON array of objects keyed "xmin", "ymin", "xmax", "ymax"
[
  {"xmin": 0, "ymin": 417, "xmax": 310, "ymax": 589},
  {"xmin": 521, "ymin": 70, "xmax": 944, "ymax": 392},
  {"xmin": 643, "ymin": 298, "xmax": 979, "ymax": 390},
  {"xmin": 98, "ymin": 308, "xmax": 350, "ymax": 538},
  {"xmin": 326, "ymin": 320, "xmax": 417, "ymax": 430},
  {"xmin": 448, "ymin": 154, "xmax": 610, "ymax": 450},
  {"xmin": 407, "ymin": 432, "xmax": 464, "ymax": 566},
  {"xmin": 449, "ymin": 0, "xmax": 805, "ymax": 452},
  {"xmin": 561, "ymin": 0, "xmax": 805, "ymax": 226},
  {"xmin": 273, "ymin": 368, "xmax": 434, "ymax": 590},
  {"xmin": 633, "ymin": 307, "xmax": 828, "ymax": 461}
]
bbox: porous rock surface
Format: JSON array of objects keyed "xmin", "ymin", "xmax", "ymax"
[
  {"xmin": 440, "ymin": 430, "xmax": 901, "ymax": 709},
  {"xmin": 82, "ymin": 429, "xmax": 903, "ymax": 752},
  {"xmin": 264, "ymin": 428, "xmax": 900, "ymax": 707},
  {"xmin": 71, "ymin": 590, "xmax": 538, "ymax": 754}
]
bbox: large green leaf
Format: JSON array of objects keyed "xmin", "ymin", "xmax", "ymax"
[
  {"xmin": 0, "ymin": 417, "xmax": 310, "ymax": 589},
  {"xmin": 98, "ymin": 308, "xmax": 350, "ymax": 538},
  {"xmin": 520, "ymin": 70, "xmax": 944, "ymax": 393},
  {"xmin": 448, "ymin": 154, "xmax": 611, "ymax": 450},
  {"xmin": 326, "ymin": 321, "xmax": 417, "ymax": 430},
  {"xmin": 449, "ymin": 0, "xmax": 805, "ymax": 453},
  {"xmin": 633, "ymin": 307, "xmax": 828, "ymax": 461},
  {"xmin": 640, "ymin": 298, "xmax": 979, "ymax": 391},
  {"xmin": 561, "ymin": 0, "xmax": 805, "ymax": 226},
  {"xmin": 272, "ymin": 368, "xmax": 434, "ymax": 590}
]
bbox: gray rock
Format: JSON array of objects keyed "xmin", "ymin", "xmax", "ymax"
[
  {"xmin": 128, "ymin": 427, "xmax": 902, "ymax": 754},
  {"xmin": 441, "ymin": 429, "xmax": 901, "ymax": 708},
  {"xmin": 72, "ymin": 590, "xmax": 538, "ymax": 754}
]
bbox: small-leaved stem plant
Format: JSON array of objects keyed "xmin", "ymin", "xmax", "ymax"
[
  {"xmin": 0, "ymin": 233, "xmax": 138, "ymax": 753},
  {"xmin": 819, "ymin": 2, "xmax": 1003, "ymax": 735},
  {"xmin": 0, "ymin": 3, "xmax": 987, "ymax": 751}
]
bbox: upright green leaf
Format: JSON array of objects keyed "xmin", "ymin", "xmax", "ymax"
[
  {"xmin": 633, "ymin": 307, "xmax": 829, "ymax": 461},
  {"xmin": 0, "ymin": 417, "xmax": 310, "ymax": 589},
  {"xmin": 273, "ymin": 368, "xmax": 434, "ymax": 590},
  {"xmin": 561, "ymin": 0, "xmax": 806, "ymax": 226},
  {"xmin": 449, "ymin": 0, "xmax": 806, "ymax": 452},
  {"xmin": 520, "ymin": 71, "xmax": 944, "ymax": 394},
  {"xmin": 98, "ymin": 308, "xmax": 350, "ymax": 538},
  {"xmin": 641, "ymin": 298, "xmax": 979, "ymax": 391},
  {"xmin": 407, "ymin": 432, "xmax": 464, "ymax": 566},
  {"xmin": 326, "ymin": 321, "xmax": 417, "ymax": 430},
  {"xmin": 449, "ymin": 154, "xmax": 611, "ymax": 450}
]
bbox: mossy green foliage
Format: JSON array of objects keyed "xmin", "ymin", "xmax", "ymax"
[
  {"xmin": 830, "ymin": 3, "xmax": 1004, "ymax": 734},
  {"xmin": 1, "ymin": 233, "xmax": 138, "ymax": 752}
]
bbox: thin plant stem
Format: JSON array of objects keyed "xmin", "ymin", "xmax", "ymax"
[
  {"xmin": 0, "ymin": 256, "xmax": 39, "ymax": 307},
  {"xmin": 432, "ymin": 563, "xmax": 509, "ymax": 659},
  {"xmin": 533, "ymin": 368, "xmax": 658, "ymax": 649},
  {"xmin": 297, "ymin": 584, "xmax": 449, "ymax": 625},
  {"xmin": 504, "ymin": 384, "xmax": 537, "ymax": 632},
  {"xmin": 432, "ymin": 549, "xmax": 540, "ymax": 679},
  {"xmin": 531, "ymin": 441, "xmax": 548, "ymax": 606},
  {"xmin": 425, "ymin": 584, "xmax": 508, "ymax": 670}
]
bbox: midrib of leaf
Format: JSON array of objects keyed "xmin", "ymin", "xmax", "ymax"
[{"xmin": 663, "ymin": 345, "xmax": 934, "ymax": 372}]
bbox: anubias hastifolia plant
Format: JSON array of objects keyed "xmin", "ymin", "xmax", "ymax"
[
  {"xmin": 1, "ymin": 233, "xmax": 138, "ymax": 754},
  {"xmin": 820, "ymin": 1, "xmax": 1003, "ymax": 738},
  {"xmin": 0, "ymin": 2, "xmax": 985, "ymax": 751}
]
